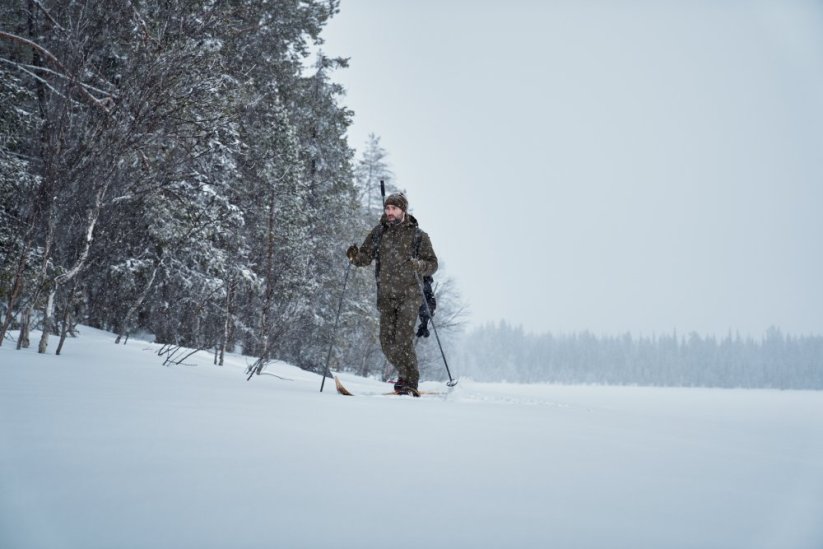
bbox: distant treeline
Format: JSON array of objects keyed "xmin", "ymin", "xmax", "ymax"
[{"xmin": 458, "ymin": 322, "xmax": 823, "ymax": 390}]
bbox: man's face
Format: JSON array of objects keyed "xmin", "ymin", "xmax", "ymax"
[{"xmin": 385, "ymin": 204, "xmax": 404, "ymax": 223}]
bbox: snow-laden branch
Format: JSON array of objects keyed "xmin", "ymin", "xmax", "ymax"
[{"xmin": 0, "ymin": 30, "xmax": 113, "ymax": 113}]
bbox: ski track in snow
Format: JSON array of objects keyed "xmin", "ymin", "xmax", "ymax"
[{"xmin": 2, "ymin": 326, "xmax": 823, "ymax": 549}]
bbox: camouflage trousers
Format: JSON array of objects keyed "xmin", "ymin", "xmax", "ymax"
[{"xmin": 378, "ymin": 294, "xmax": 419, "ymax": 388}]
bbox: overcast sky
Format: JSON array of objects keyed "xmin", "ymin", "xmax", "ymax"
[{"xmin": 319, "ymin": 0, "xmax": 823, "ymax": 337}]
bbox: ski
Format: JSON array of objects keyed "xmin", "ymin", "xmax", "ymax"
[{"xmin": 334, "ymin": 376, "xmax": 444, "ymax": 397}]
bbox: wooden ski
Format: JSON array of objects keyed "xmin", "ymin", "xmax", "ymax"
[{"xmin": 334, "ymin": 376, "xmax": 444, "ymax": 397}]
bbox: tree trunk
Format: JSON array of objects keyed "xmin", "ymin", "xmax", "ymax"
[
  {"xmin": 17, "ymin": 308, "xmax": 31, "ymax": 349},
  {"xmin": 55, "ymin": 311, "xmax": 71, "ymax": 356},
  {"xmin": 226, "ymin": 313, "xmax": 236, "ymax": 354},
  {"xmin": 219, "ymin": 280, "xmax": 234, "ymax": 366},
  {"xmin": 0, "ymin": 241, "xmax": 32, "ymax": 347},
  {"xmin": 358, "ymin": 351, "xmax": 369, "ymax": 378},
  {"xmin": 115, "ymin": 257, "xmax": 160, "ymax": 344},
  {"xmin": 55, "ymin": 279, "xmax": 77, "ymax": 355},
  {"xmin": 37, "ymin": 287, "xmax": 56, "ymax": 353},
  {"xmin": 26, "ymin": 197, "xmax": 56, "ymax": 353},
  {"xmin": 258, "ymin": 190, "xmax": 276, "ymax": 360},
  {"xmin": 38, "ymin": 185, "xmax": 105, "ymax": 354},
  {"xmin": 16, "ymin": 199, "xmax": 56, "ymax": 352},
  {"xmin": 190, "ymin": 312, "xmax": 201, "ymax": 351}
]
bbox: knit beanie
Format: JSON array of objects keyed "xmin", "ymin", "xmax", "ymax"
[{"xmin": 384, "ymin": 193, "xmax": 408, "ymax": 212}]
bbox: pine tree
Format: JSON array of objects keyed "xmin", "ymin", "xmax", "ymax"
[{"xmin": 354, "ymin": 134, "xmax": 396, "ymax": 216}]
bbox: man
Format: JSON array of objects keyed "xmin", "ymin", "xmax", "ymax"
[{"xmin": 347, "ymin": 193, "xmax": 438, "ymax": 396}]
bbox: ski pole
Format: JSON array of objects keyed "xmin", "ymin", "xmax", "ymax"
[
  {"xmin": 320, "ymin": 262, "xmax": 352, "ymax": 392},
  {"xmin": 414, "ymin": 271, "xmax": 458, "ymax": 387}
]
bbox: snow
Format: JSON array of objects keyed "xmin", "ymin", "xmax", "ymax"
[{"xmin": 2, "ymin": 327, "xmax": 822, "ymax": 548}]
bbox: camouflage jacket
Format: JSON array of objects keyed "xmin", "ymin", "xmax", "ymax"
[{"xmin": 351, "ymin": 214, "xmax": 438, "ymax": 300}]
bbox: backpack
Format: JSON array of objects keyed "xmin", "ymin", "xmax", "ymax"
[{"xmin": 371, "ymin": 224, "xmax": 437, "ymax": 338}]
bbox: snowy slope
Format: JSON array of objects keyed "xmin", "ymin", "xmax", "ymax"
[{"xmin": 1, "ymin": 327, "xmax": 822, "ymax": 549}]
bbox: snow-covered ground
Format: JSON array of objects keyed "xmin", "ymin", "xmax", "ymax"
[{"xmin": 2, "ymin": 327, "xmax": 822, "ymax": 549}]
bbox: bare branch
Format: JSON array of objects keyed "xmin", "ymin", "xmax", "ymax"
[
  {"xmin": 0, "ymin": 57, "xmax": 116, "ymax": 99},
  {"xmin": 0, "ymin": 57, "xmax": 72, "ymax": 102},
  {"xmin": 31, "ymin": 0, "xmax": 67, "ymax": 32},
  {"xmin": 0, "ymin": 30, "xmax": 63, "ymax": 71},
  {"xmin": 0, "ymin": 30, "xmax": 113, "ymax": 113}
]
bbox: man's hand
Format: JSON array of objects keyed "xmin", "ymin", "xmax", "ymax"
[
  {"xmin": 416, "ymin": 320, "xmax": 430, "ymax": 338},
  {"xmin": 346, "ymin": 245, "xmax": 358, "ymax": 262},
  {"xmin": 409, "ymin": 258, "xmax": 424, "ymax": 273}
]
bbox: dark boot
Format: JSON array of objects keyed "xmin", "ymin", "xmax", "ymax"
[{"xmin": 393, "ymin": 378, "xmax": 420, "ymax": 397}]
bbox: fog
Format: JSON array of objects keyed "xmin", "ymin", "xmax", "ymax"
[{"xmin": 321, "ymin": 0, "xmax": 823, "ymax": 337}]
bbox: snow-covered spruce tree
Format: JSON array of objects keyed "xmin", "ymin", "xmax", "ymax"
[
  {"xmin": 106, "ymin": 1, "xmax": 357, "ymax": 366},
  {"xmin": 232, "ymin": 92, "xmax": 312, "ymax": 362},
  {"xmin": 271, "ymin": 54, "xmax": 358, "ymax": 372},
  {"xmin": 202, "ymin": 1, "xmax": 355, "ymax": 368},
  {"xmin": 77, "ymin": 2, "xmax": 268, "ymax": 354},
  {"xmin": 93, "ymin": 0, "xmax": 342, "ymax": 356}
]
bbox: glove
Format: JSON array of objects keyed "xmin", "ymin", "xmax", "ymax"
[
  {"xmin": 346, "ymin": 244, "xmax": 358, "ymax": 262},
  {"xmin": 416, "ymin": 320, "xmax": 430, "ymax": 338},
  {"xmin": 409, "ymin": 258, "xmax": 423, "ymax": 273}
]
